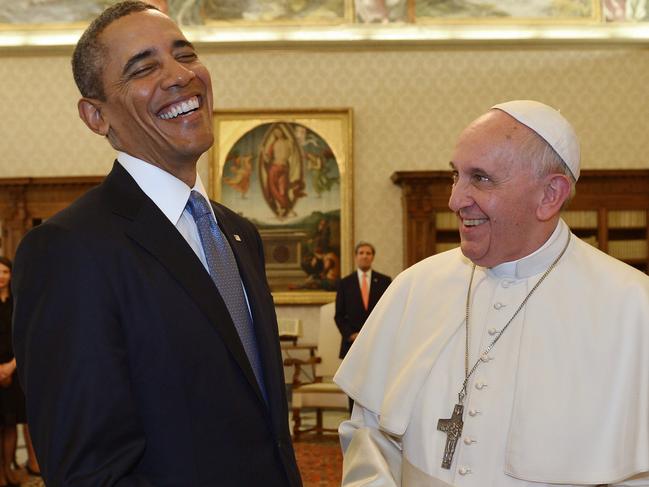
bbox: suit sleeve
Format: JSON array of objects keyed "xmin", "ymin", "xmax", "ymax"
[
  {"xmin": 12, "ymin": 224, "xmax": 154, "ymax": 487},
  {"xmin": 335, "ymin": 280, "xmax": 354, "ymax": 341}
]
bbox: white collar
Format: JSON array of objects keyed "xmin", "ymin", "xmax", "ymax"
[
  {"xmin": 117, "ymin": 152, "xmax": 211, "ymax": 225},
  {"xmin": 357, "ymin": 268, "xmax": 372, "ymax": 279},
  {"xmin": 487, "ymin": 219, "xmax": 569, "ymax": 279}
]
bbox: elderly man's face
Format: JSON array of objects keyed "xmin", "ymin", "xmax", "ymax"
[
  {"xmin": 448, "ymin": 111, "xmax": 547, "ymax": 267},
  {"xmin": 94, "ymin": 9, "xmax": 213, "ymax": 176}
]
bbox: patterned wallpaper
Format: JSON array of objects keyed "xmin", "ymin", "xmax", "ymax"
[{"xmin": 2, "ymin": 46, "xmax": 649, "ymax": 326}]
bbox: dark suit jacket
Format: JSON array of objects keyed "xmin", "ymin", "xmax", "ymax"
[
  {"xmin": 12, "ymin": 162, "xmax": 302, "ymax": 487},
  {"xmin": 334, "ymin": 270, "xmax": 391, "ymax": 359}
]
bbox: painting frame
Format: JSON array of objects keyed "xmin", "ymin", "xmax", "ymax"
[
  {"xmin": 411, "ymin": 0, "xmax": 602, "ymax": 24},
  {"xmin": 210, "ymin": 108, "xmax": 353, "ymax": 305}
]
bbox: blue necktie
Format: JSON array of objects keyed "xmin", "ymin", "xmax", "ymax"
[{"xmin": 186, "ymin": 191, "xmax": 267, "ymax": 401}]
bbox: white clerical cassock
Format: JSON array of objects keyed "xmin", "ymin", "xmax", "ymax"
[{"xmin": 334, "ymin": 219, "xmax": 649, "ymax": 486}]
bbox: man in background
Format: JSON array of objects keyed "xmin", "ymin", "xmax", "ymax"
[
  {"xmin": 334, "ymin": 101, "xmax": 649, "ymax": 486},
  {"xmin": 335, "ymin": 242, "xmax": 390, "ymax": 411},
  {"xmin": 335, "ymin": 242, "xmax": 391, "ymax": 360},
  {"xmin": 12, "ymin": 2, "xmax": 301, "ymax": 486}
]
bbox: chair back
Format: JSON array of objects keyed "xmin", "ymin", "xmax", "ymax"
[{"xmin": 315, "ymin": 302, "xmax": 342, "ymax": 380}]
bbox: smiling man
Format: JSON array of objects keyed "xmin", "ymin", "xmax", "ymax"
[
  {"xmin": 11, "ymin": 2, "xmax": 301, "ymax": 486},
  {"xmin": 334, "ymin": 101, "xmax": 649, "ymax": 486}
]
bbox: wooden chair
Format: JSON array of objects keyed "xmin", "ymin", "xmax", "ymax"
[{"xmin": 285, "ymin": 302, "xmax": 348, "ymax": 441}]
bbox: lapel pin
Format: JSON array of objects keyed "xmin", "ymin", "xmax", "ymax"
[{"xmin": 234, "ymin": 234, "xmax": 242, "ymax": 242}]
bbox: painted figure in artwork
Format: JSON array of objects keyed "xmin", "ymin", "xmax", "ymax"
[
  {"xmin": 306, "ymin": 152, "xmax": 339, "ymax": 197},
  {"xmin": 223, "ymin": 154, "xmax": 253, "ymax": 198},
  {"xmin": 259, "ymin": 124, "xmax": 306, "ymax": 219}
]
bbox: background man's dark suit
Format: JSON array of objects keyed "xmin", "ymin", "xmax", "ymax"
[
  {"xmin": 12, "ymin": 162, "xmax": 302, "ymax": 487},
  {"xmin": 334, "ymin": 270, "xmax": 391, "ymax": 359}
]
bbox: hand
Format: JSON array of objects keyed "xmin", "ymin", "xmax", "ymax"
[{"xmin": 349, "ymin": 332, "xmax": 359, "ymax": 342}]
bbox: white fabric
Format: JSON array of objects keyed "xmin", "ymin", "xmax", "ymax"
[
  {"xmin": 335, "ymin": 219, "xmax": 649, "ymax": 486},
  {"xmin": 491, "ymin": 100, "xmax": 581, "ymax": 180}
]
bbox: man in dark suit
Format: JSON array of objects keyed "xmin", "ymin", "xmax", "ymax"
[
  {"xmin": 11, "ymin": 2, "xmax": 301, "ymax": 486},
  {"xmin": 334, "ymin": 242, "xmax": 391, "ymax": 361}
]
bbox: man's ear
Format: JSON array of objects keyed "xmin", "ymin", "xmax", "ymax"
[
  {"xmin": 537, "ymin": 174, "xmax": 571, "ymax": 221},
  {"xmin": 78, "ymin": 98, "xmax": 109, "ymax": 136}
]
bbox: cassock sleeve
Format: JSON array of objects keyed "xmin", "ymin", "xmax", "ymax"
[
  {"xmin": 339, "ymin": 403, "xmax": 403, "ymax": 486},
  {"xmin": 12, "ymin": 224, "xmax": 155, "ymax": 487}
]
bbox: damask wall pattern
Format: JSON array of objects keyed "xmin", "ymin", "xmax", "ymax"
[{"xmin": 1, "ymin": 46, "xmax": 649, "ymax": 314}]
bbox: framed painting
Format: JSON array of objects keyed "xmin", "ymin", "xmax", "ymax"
[
  {"xmin": 200, "ymin": 0, "xmax": 354, "ymax": 26},
  {"xmin": 0, "ymin": 0, "xmax": 107, "ymax": 27},
  {"xmin": 412, "ymin": 0, "xmax": 602, "ymax": 23},
  {"xmin": 211, "ymin": 108, "xmax": 353, "ymax": 305},
  {"xmin": 0, "ymin": 0, "xmax": 353, "ymax": 29}
]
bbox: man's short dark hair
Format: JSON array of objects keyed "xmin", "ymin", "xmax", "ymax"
[
  {"xmin": 355, "ymin": 241, "xmax": 375, "ymax": 255},
  {"xmin": 72, "ymin": 1, "xmax": 159, "ymax": 101}
]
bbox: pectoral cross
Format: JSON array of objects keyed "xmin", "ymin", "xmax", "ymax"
[{"xmin": 437, "ymin": 403, "xmax": 464, "ymax": 469}]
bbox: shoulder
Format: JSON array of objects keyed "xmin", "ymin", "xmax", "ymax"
[
  {"xmin": 48, "ymin": 184, "xmax": 109, "ymax": 228},
  {"xmin": 211, "ymin": 201, "xmax": 256, "ymax": 232},
  {"xmin": 393, "ymin": 246, "xmax": 466, "ymax": 287},
  {"xmin": 19, "ymin": 184, "xmax": 114, "ymax": 253},
  {"xmin": 569, "ymin": 237, "xmax": 649, "ymax": 289},
  {"xmin": 556, "ymin": 237, "xmax": 649, "ymax": 317},
  {"xmin": 372, "ymin": 270, "xmax": 392, "ymax": 283},
  {"xmin": 340, "ymin": 272, "xmax": 357, "ymax": 283}
]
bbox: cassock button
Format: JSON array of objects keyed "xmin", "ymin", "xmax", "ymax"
[
  {"xmin": 468, "ymin": 409, "xmax": 481, "ymax": 417},
  {"xmin": 463, "ymin": 436, "xmax": 476, "ymax": 445},
  {"xmin": 493, "ymin": 302, "xmax": 505, "ymax": 310},
  {"xmin": 475, "ymin": 381, "xmax": 487, "ymax": 390},
  {"xmin": 458, "ymin": 466, "xmax": 471, "ymax": 475},
  {"xmin": 488, "ymin": 327, "xmax": 498, "ymax": 336}
]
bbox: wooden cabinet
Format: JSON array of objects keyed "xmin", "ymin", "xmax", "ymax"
[
  {"xmin": 0, "ymin": 176, "xmax": 102, "ymax": 259},
  {"xmin": 392, "ymin": 170, "xmax": 649, "ymax": 273}
]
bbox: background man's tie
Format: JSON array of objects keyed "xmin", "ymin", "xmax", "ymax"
[
  {"xmin": 361, "ymin": 272, "xmax": 369, "ymax": 310},
  {"xmin": 186, "ymin": 191, "xmax": 267, "ymax": 401}
]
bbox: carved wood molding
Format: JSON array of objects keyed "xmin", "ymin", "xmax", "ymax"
[
  {"xmin": 0, "ymin": 176, "xmax": 102, "ymax": 258},
  {"xmin": 391, "ymin": 170, "xmax": 452, "ymax": 268}
]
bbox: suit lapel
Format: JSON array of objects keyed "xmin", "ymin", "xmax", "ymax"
[
  {"xmin": 104, "ymin": 163, "xmax": 266, "ymax": 406},
  {"xmin": 351, "ymin": 273, "xmax": 364, "ymax": 310}
]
